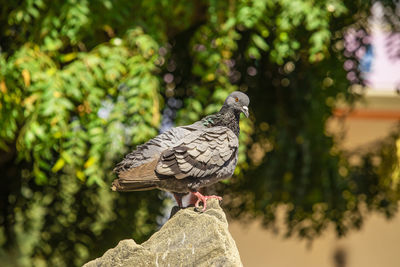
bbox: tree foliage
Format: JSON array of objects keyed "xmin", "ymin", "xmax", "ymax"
[{"xmin": 0, "ymin": 0, "xmax": 399, "ymax": 266}]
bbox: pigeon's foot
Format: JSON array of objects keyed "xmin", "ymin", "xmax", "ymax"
[{"xmin": 192, "ymin": 191, "xmax": 222, "ymax": 212}]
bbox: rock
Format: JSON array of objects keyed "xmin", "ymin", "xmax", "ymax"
[{"xmin": 83, "ymin": 199, "xmax": 242, "ymax": 267}]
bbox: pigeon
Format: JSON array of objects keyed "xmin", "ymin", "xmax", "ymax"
[{"xmin": 112, "ymin": 91, "xmax": 249, "ymax": 211}]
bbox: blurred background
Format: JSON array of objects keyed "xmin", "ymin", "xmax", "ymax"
[{"xmin": 0, "ymin": 0, "xmax": 399, "ymax": 266}]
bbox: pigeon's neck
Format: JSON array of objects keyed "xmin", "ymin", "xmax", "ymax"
[{"xmin": 202, "ymin": 105, "xmax": 240, "ymax": 136}]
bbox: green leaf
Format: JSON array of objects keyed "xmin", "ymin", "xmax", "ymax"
[
  {"xmin": 52, "ymin": 158, "xmax": 65, "ymax": 172},
  {"xmin": 252, "ymin": 34, "xmax": 269, "ymax": 51}
]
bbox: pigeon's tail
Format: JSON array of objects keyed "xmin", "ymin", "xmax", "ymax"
[{"xmin": 111, "ymin": 179, "xmax": 156, "ymax": 192}]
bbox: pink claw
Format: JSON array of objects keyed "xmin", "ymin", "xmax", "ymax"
[{"xmin": 192, "ymin": 191, "xmax": 222, "ymax": 212}]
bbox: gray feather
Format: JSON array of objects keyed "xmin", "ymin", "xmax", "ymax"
[{"xmin": 155, "ymin": 126, "xmax": 238, "ymax": 181}]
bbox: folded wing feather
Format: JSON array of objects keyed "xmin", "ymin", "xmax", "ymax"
[{"xmin": 156, "ymin": 126, "xmax": 238, "ymax": 179}]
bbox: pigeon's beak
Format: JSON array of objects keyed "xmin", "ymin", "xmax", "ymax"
[{"xmin": 242, "ymin": 106, "xmax": 249, "ymax": 118}]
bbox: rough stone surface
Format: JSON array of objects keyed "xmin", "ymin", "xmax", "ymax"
[{"xmin": 83, "ymin": 199, "xmax": 242, "ymax": 267}]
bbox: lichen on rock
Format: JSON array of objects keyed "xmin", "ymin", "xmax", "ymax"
[{"xmin": 83, "ymin": 199, "xmax": 242, "ymax": 267}]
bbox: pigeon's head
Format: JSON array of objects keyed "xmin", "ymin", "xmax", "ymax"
[{"xmin": 224, "ymin": 91, "xmax": 250, "ymax": 117}]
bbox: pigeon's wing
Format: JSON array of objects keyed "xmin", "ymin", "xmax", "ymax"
[
  {"xmin": 155, "ymin": 126, "xmax": 238, "ymax": 179},
  {"xmin": 113, "ymin": 126, "xmax": 197, "ymax": 185},
  {"xmin": 114, "ymin": 126, "xmax": 193, "ymax": 173}
]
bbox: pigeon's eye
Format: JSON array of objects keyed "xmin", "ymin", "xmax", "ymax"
[{"xmin": 235, "ymin": 97, "xmax": 239, "ymax": 102}]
